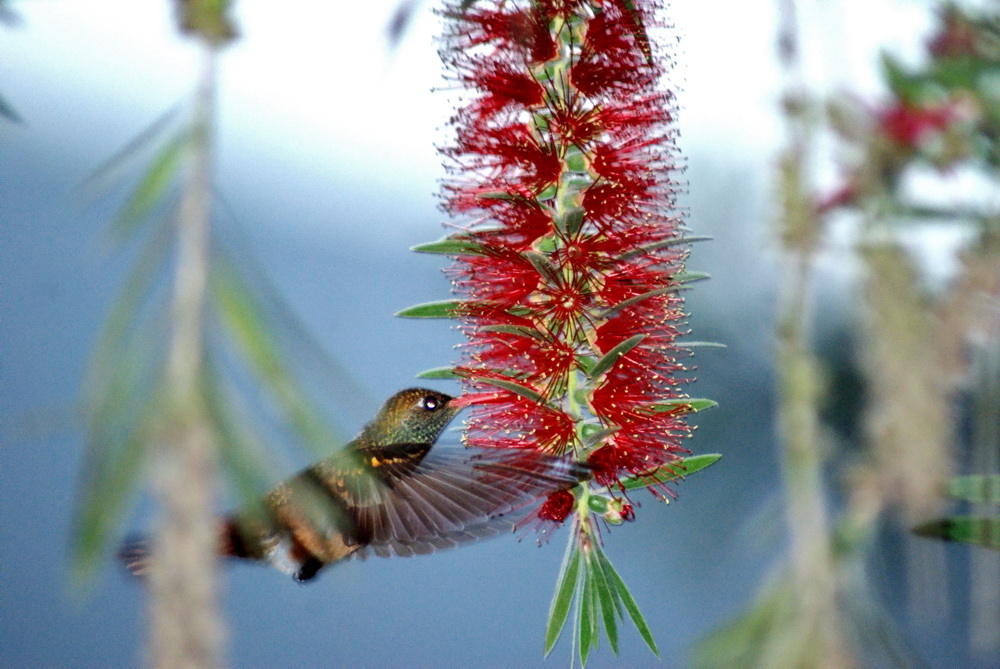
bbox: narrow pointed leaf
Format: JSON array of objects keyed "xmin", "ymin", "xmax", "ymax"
[
  {"xmin": 88, "ymin": 218, "xmax": 172, "ymax": 387},
  {"xmin": 588, "ymin": 334, "xmax": 646, "ymax": 380},
  {"xmin": 74, "ymin": 290, "xmax": 167, "ymax": 583},
  {"xmin": 621, "ymin": 453, "xmax": 722, "ymax": 490},
  {"xmin": 506, "ymin": 305, "xmax": 533, "ymax": 317},
  {"xmin": 579, "ymin": 560, "xmax": 596, "ymax": 665},
  {"xmin": 79, "ymin": 103, "xmax": 183, "ymax": 199},
  {"xmin": 395, "ymin": 299, "xmax": 463, "ymax": 319},
  {"xmin": 212, "ymin": 260, "xmax": 334, "ymax": 454},
  {"xmin": 913, "ymin": 516, "xmax": 1000, "ymax": 549},
  {"xmin": 595, "ymin": 548, "xmax": 625, "ymax": 618},
  {"xmin": 524, "ymin": 250, "xmax": 562, "ymax": 285},
  {"xmin": 72, "ymin": 426, "xmax": 149, "ymax": 582},
  {"xmin": 415, "ymin": 366, "xmax": 463, "ymax": 379},
  {"xmin": 472, "ymin": 376, "xmax": 545, "ymax": 403},
  {"xmin": 675, "ymin": 271, "xmax": 711, "ymax": 284},
  {"xmin": 201, "ymin": 363, "xmax": 279, "ymax": 504},
  {"xmin": 601, "ymin": 552, "xmax": 660, "ymax": 656},
  {"xmin": 478, "ymin": 190, "xmax": 525, "ymax": 202},
  {"xmin": 480, "ymin": 324, "xmax": 546, "ymax": 340},
  {"xmin": 110, "ymin": 130, "xmax": 190, "ymax": 241},
  {"xmin": 582, "ymin": 426, "xmax": 619, "ymax": 449},
  {"xmin": 561, "ymin": 207, "xmax": 586, "ymax": 235},
  {"xmin": 644, "ymin": 398, "xmax": 718, "ymax": 414},
  {"xmin": 947, "ymin": 475, "xmax": 1000, "ymax": 504},
  {"xmin": 545, "ymin": 541, "xmax": 582, "ymax": 656},
  {"xmin": 0, "ymin": 91, "xmax": 22, "ymax": 123},
  {"xmin": 621, "ymin": 235, "xmax": 713, "ymax": 259},
  {"xmin": 589, "ymin": 549, "xmax": 619, "ymax": 654},
  {"xmin": 602, "ymin": 286, "xmax": 672, "ymax": 317},
  {"xmin": 677, "ymin": 341, "xmax": 728, "ymax": 349},
  {"xmin": 565, "ymin": 150, "xmax": 586, "ymax": 172},
  {"xmin": 411, "ymin": 239, "xmax": 485, "ymax": 256}
]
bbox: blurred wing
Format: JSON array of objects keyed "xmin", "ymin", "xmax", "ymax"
[{"xmin": 347, "ymin": 447, "xmax": 590, "ymax": 560}]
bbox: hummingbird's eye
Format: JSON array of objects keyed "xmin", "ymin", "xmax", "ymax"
[{"xmin": 419, "ymin": 395, "xmax": 441, "ymax": 411}]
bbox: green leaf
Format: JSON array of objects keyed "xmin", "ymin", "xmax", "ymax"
[
  {"xmin": 395, "ymin": 299, "xmax": 463, "ymax": 319},
  {"xmin": 575, "ymin": 355, "xmax": 596, "ymax": 376},
  {"xmin": 73, "ymin": 224, "xmax": 172, "ymax": 582},
  {"xmin": 415, "ymin": 366, "xmax": 463, "ymax": 380},
  {"xmin": 110, "ymin": 129, "xmax": 191, "ymax": 241},
  {"xmin": 588, "ymin": 334, "xmax": 646, "ymax": 380},
  {"xmin": 480, "ymin": 324, "xmax": 546, "ymax": 340},
  {"xmin": 589, "ymin": 549, "xmax": 619, "ymax": 654},
  {"xmin": 620, "ymin": 235, "xmax": 713, "ymax": 260},
  {"xmin": 88, "ymin": 218, "xmax": 172, "ymax": 379},
  {"xmin": 565, "ymin": 149, "xmax": 586, "ymax": 173},
  {"xmin": 523, "ymin": 250, "xmax": 562, "ymax": 285},
  {"xmin": 579, "ymin": 558, "xmax": 596, "ymax": 665},
  {"xmin": 0, "ymin": 90, "xmax": 22, "ymax": 124},
  {"xmin": 621, "ymin": 453, "xmax": 722, "ymax": 491},
  {"xmin": 677, "ymin": 341, "xmax": 728, "ymax": 349},
  {"xmin": 595, "ymin": 548, "xmax": 625, "ymax": 618},
  {"xmin": 600, "ymin": 551, "xmax": 660, "ymax": 657},
  {"xmin": 675, "ymin": 271, "xmax": 711, "ymax": 284},
  {"xmin": 947, "ymin": 475, "xmax": 1000, "ymax": 504},
  {"xmin": 472, "ymin": 376, "xmax": 544, "ymax": 403},
  {"xmin": 880, "ymin": 51, "xmax": 923, "ymax": 103},
  {"xmin": 561, "ymin": 207, "xmax": 586, "ymax": 235},
  {"xmin": 506, "ymin": 304, "xmax": 533, "ymax": 317},
  {"xmin": 601, "ymin": 286, "xmax": 672, "ymax": 317},
  {"xmin": 581, "ymin": 424, "xmax": 618, "ymax": 449},
  {"xmin": 212, "ymin": 259, "xmax": 335, "ymax": 454},
  {"xmin": 79, "ymin": 103, "xmax": 184, "ymax": 204},
  {"xmin": 71, "ymin": 409, "xmax": 151, "ymax": 584},
  {"xmin": 410, "ymin": 239, "xmax": 485, "ymax": 256},
  {"xmin": 913, "ymin": 516, "xmax": 1000, "ymax": 549},
  {"xmin": 201, "ymin": 362, "xmax": 278, "ymax": 504},
  {"xmin": 535, "ymin": 236, "xmax": 557, "ymax": 253},
  {"xmin": 545, "ymin": 541, "xmax": 582, "ymax": 656},
  {"xmin": 478, "ymin": 190, "xmax": 531, "ymax": 204},
  {"xmin": 644, "ymin": 398, "xmax": 718, "ymax": 414}
]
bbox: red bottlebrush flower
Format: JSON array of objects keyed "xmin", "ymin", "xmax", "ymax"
[
  {"xmin": 458, "ymin": 5, "xmax": 558, "ymax": 64},
  {"xmin": 537, "ymin": 489, "xmax": 575, "ymax": 523},
  {"xmin": 439, "ymin": 0, "xmax": 697, "ymax": 529},
  {"xmin": 879, "ymin": 101, "xmax": 955, "ymax": 148},
  {"xmin": 465, "ymin": 62, "xmax": 546, "ymax": 116},
  {"xmin": 928, "ymin": 6, "xmax": 981, "ymax": 59},
  {"xmin": 571, "ymin": 6, "xmax": 655, "ymax": 98},
  {"xmin": 426, "ymin": 0, "xmax": 712, "ymax": 659}
]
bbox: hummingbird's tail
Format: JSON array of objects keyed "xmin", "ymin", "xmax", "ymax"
[{"xmin": 118, "ymin": 521, "xmax": 254, "ymax": 579}]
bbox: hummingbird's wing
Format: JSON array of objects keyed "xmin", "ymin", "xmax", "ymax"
[
  {"xmin": 222, "ymin": 444, "xmax": 588, "ymax": 581},
  {"xmin": 345, "ymin": 447, "xmax": 590, "ymax": 560}
]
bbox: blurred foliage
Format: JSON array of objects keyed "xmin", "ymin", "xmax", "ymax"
[
  {"xmin": 697, "ymin": 1, "xmax": 1000, "ymax": 666},
  {"xmin": 0, "ymin": 0, "xmax": 23, "ymax": 123},
  {"xmin": 70, "ymin": 2, "xmax": 366, "ymax": 589},
  {"xmin": 543, "ymin": 455, "xmax": 721, "ymax": 664},
  {"xmin": 71, "ymin": 99, "xmax": 351, "ymax": 579}
]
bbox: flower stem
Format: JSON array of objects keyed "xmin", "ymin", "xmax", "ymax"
[
  {"xmin": 149, "ymin": 45, "xmax": 223, "ymax": 669},
  {"xmin": 773, "ymin": 1, "xmax": 849, "ymax": 666}
]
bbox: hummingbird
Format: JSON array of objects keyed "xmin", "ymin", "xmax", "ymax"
[{"xmin": 121, "ymin": 388, "xmax": 589, "ymax": 582}]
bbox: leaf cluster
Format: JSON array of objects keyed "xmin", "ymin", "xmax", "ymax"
[{"xmin": 72, "ymin": 103, "xmax": 351, "ymax": 581}]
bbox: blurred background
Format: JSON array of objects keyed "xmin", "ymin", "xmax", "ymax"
[{"xmin": 2, "ymin": 0, "xmax": 996, "ymax": 667}]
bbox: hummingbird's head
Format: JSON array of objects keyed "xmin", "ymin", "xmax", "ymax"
[{"xmin": 362, "ymin": 388, "xmax": 462, "ymax": 446}]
